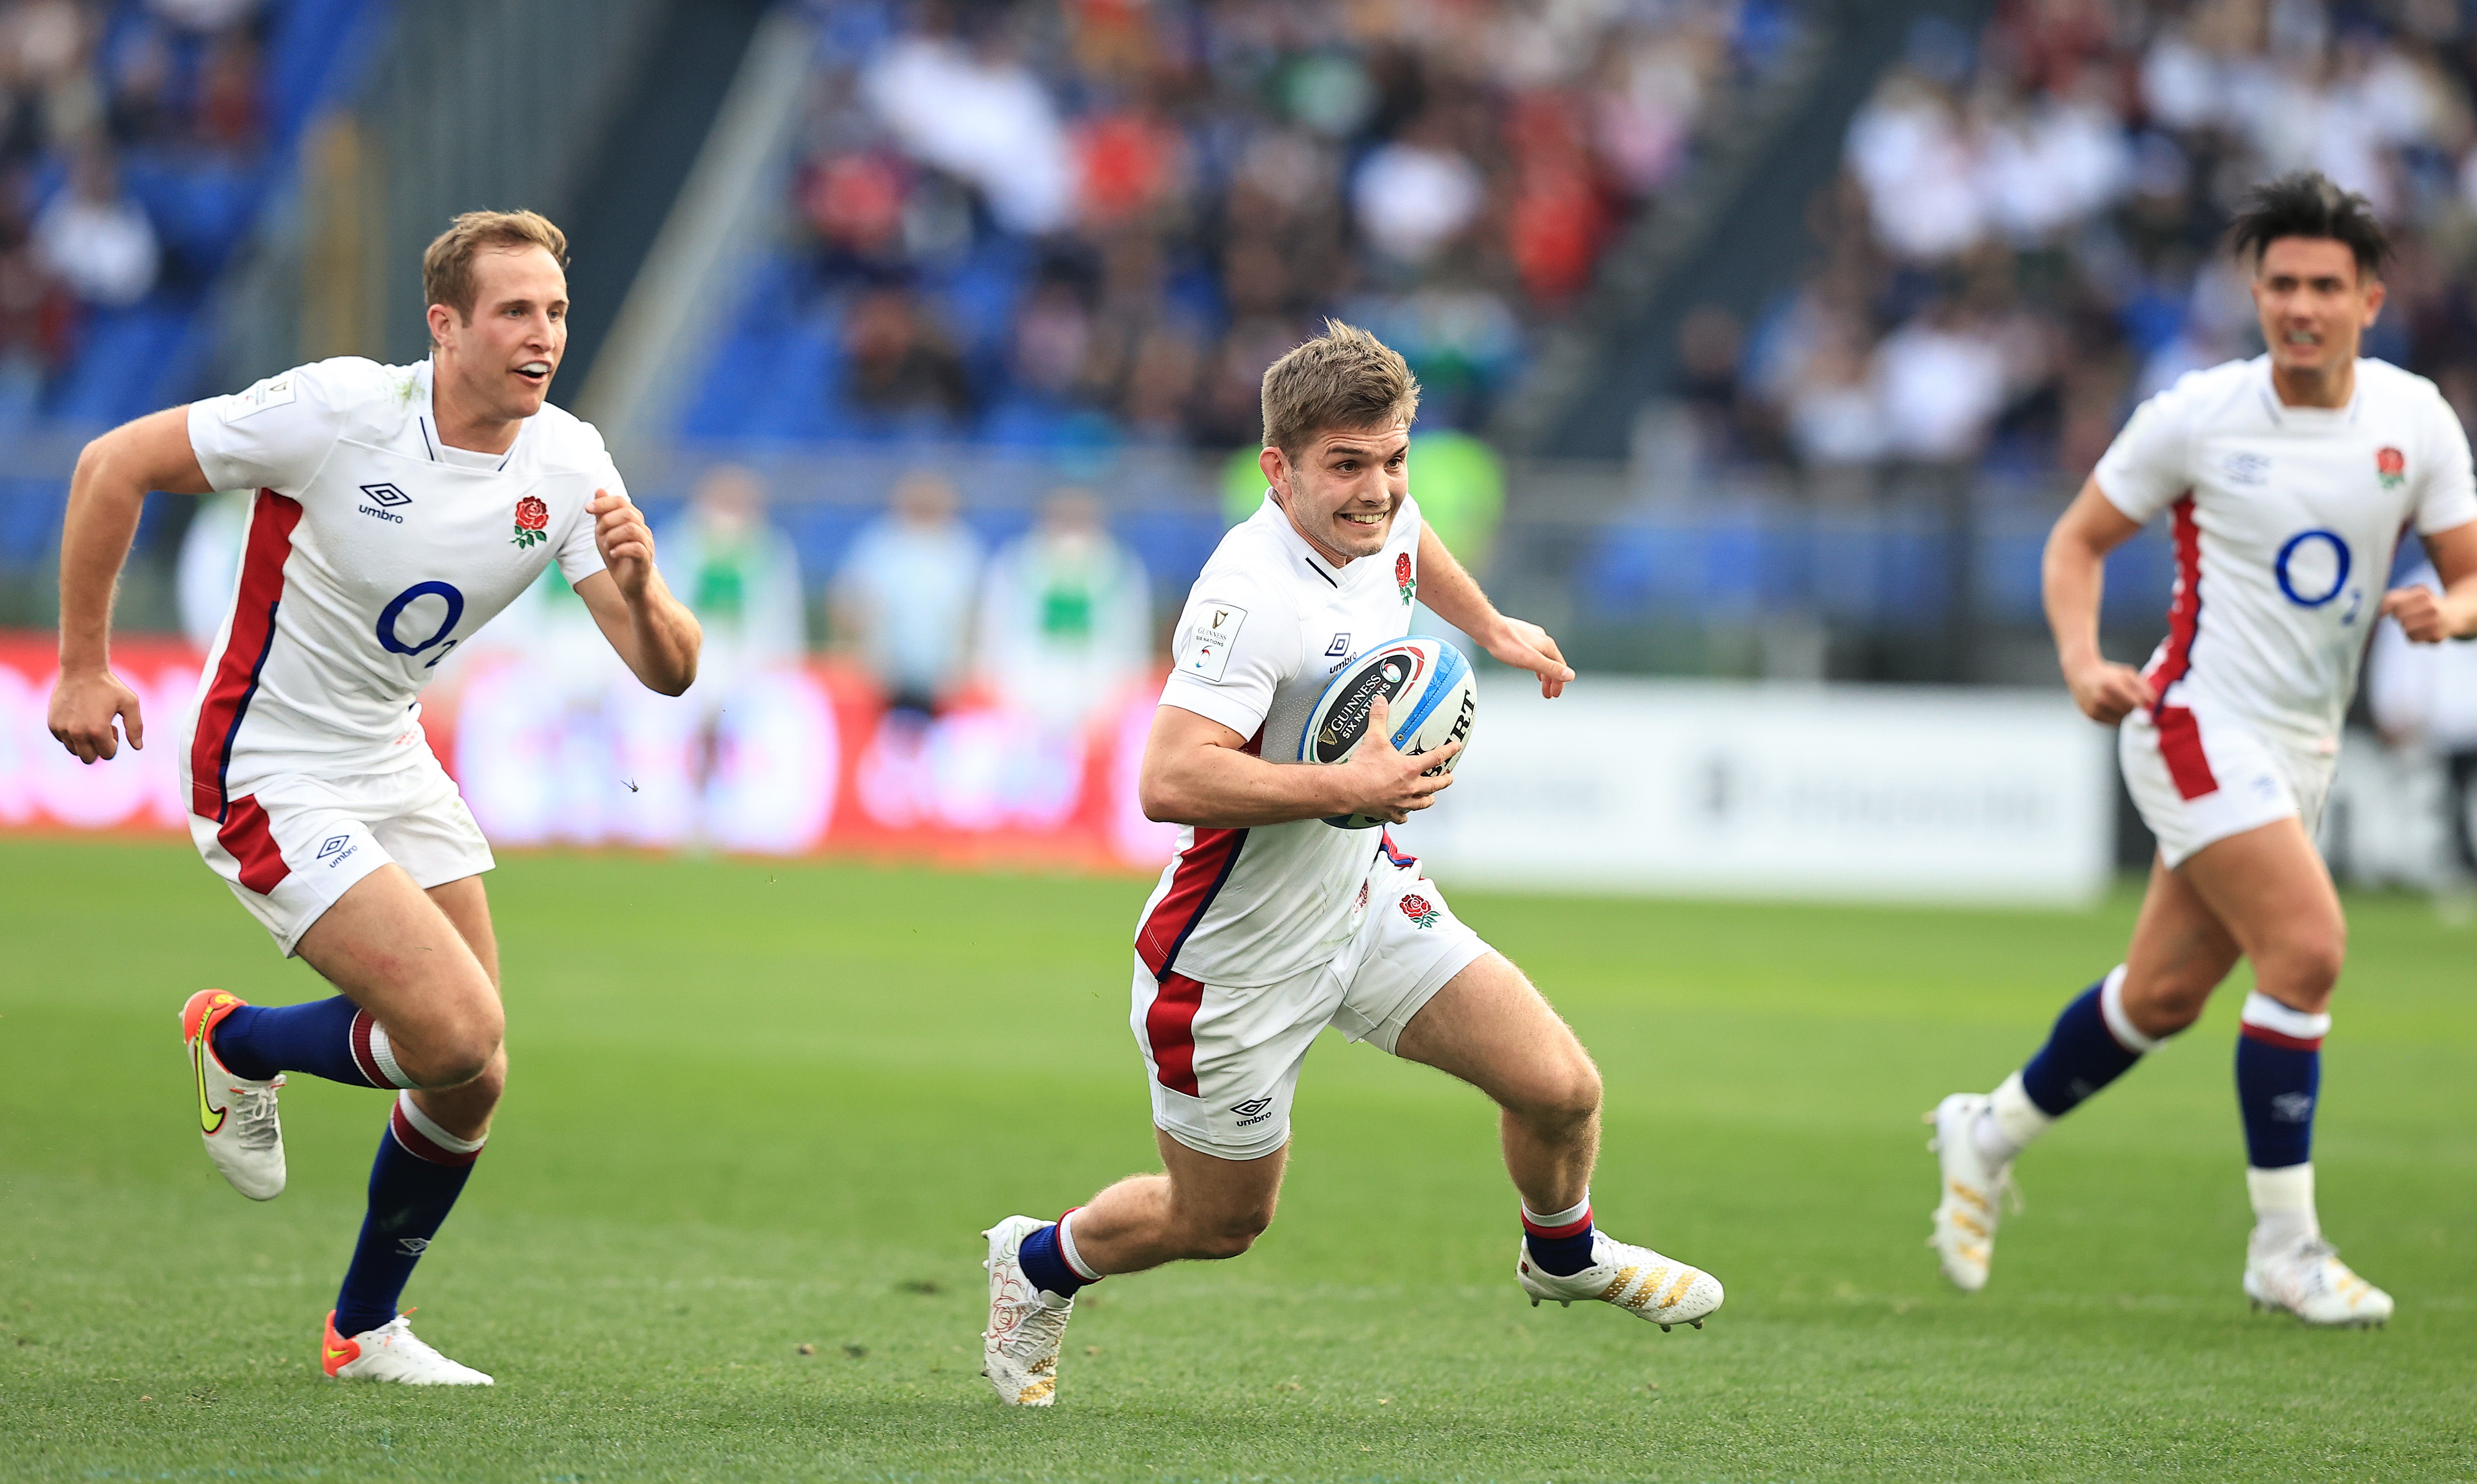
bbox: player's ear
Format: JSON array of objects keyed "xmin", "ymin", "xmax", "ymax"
[
  {"xmin": 2361, "ymin": 274, "xmax": 2386, "ymax": 326},
  {"xmin": 1259, "ymin": 445, "xmax": 1286, "ymax": 501}
]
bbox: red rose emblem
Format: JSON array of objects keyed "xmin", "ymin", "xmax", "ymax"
[
  {"xmin": 1400, "ymin": 893, "xmax": 1432, "ymax": 919},
  {"xmin": 1395, "ymin": 552, "xmax": 1412, "ymax": 584},
  {"xmin": 514, "ymin": 495, "xmax": 549, "ymax": 531},
  {"xmin": 2377, "ymin": 447, "xmax": 2405, "ymax": 476}
]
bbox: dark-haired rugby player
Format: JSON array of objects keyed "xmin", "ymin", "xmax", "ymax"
[{"xmin": 1927, "ymin": 173, "xmax": 2477, "ymax": 1326}]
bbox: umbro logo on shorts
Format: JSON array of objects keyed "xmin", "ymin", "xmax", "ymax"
[
  {"xmin": 317, "ymin": 835, "xmax": 351, "ymax": 860},
  {"xmin": 1231, "ymin": 1097, "xmax": 1275, "ymax": 1126}
]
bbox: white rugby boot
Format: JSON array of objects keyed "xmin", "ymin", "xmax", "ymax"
[
  {"xmin": 982, "ymin": 1215, "xmax": 1075, "ymax": 1405},
  {"xmin": 1517, "ymin": 1231, "xmax": 1723, "ymax": 1331},
  {"xmin": 2244, "ymin": 1234, "xmax": 2394, "ymax": 1328},
  {"xmin": 1926, "ymin": 1091, "xmax": 2013, "ymax": 1292},
  {"xmin": 181, "ymin": 989, "xmax": 285, "ymax": 1201},
  {"xmin": 322, "ymin": 1312, "xmax": 494, "ymax": 1385}
]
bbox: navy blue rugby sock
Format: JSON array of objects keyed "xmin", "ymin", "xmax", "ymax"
[
  {"xmin": 332, "ymin": 1095, "xmax": 485, "ymax": 1337},
  {"xmin": 1522, "ymin": 1195, "xmax": 1595, "ymax": 1277},
  {"xmin": 1016, "ymin": 1211, "xmax": 1099, "ymax": 1301},
  {"xmin": 213, "ymin": 996, "xmax": 412, "ymax": 1088},
  {"xmin": 2235, "ymin": 992, "xmax": 2325, "ymax": 1170}
]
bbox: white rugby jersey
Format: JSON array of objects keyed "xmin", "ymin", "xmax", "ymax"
[
  {"xmin": 180, "ymin": 357, "xmax": 613, "ymax": 821},
  {"xmin": 1135, "ymin": 491, "xmax": 1426, "ymax": 990},
  {"xmin": 2095, "ymin": 355, "xmax": 2477, "ymax": 747}
]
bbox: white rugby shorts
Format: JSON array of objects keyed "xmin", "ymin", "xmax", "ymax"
[
  {"xmin": 1131, "ymin": 841, "xmax": 1489, "ymax": 1161},
  {"xmin": 2121, "ymin": 701, "xmax": 2335, "ymax": 870},
  {"xmin": 185, "ymin": 751, "xmax": 494, "ymax": 956}
]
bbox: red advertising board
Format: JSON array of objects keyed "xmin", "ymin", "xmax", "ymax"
[{"xmin": 0, "ymin": 633, "xmax": 1176, "ymax": 872}]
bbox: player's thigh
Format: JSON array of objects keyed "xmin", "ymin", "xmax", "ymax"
[
  {"xmin": 2119, "ymin": 853, "xmax": 2245, "ymax": 1027},
  {"xmin": 1154, "ymin": 1126, "xmax": 1287, "ymax": 1239},
  {"xmin": 1393, "ymin": 953, "xmax": 1599, "ymax": 1122},
  {"xmin": 424, "ymin": 874, "xmax": 501, "ymax": 990},
  {"xmin": 2174, "ymin": 816, "xmax": 2346, "ymax": 1005},
  {"xmin": 294, "ymin": 864, "xmax": 502, "ymax": 1067}
]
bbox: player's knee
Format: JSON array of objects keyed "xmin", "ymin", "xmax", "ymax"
[
  {"xmin": 405, "ymin": 1006, "xmax": 504, "ymax": 1089},
  {"xmin": 1188, "ymin": 1206, "xmax": 1272, "ymax": 1260},
  {"xmin": 1506, "ymin": 1054, "xmax": 1601, "ymax": 1132},
  {"xmin": 2261, "ymin": 931, "xmax": 2345, "ymax": 1003}
]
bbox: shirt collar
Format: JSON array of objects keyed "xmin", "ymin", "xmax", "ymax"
[{"xmin": 1258, "ymin": 490, "xmax": 1357, "ymax": 584}]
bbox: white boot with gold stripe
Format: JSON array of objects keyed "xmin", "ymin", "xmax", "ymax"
[
  {"xmin": 2244, "ymin": 1234, "xmax": 2393, "ymax": 1327},
  {"xmin": 1517, "ymin": 1232, "xmax": 1724, "ymax": 1331},
  {"xmin": 1926, "ymin": 1091, "xmax": 2014, "ymax": 1292}
]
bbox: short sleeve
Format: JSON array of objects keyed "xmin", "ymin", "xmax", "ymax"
[
  {"xmin": 2412, "ymin": 387, "xmax": 2477, "ymax": 536},
  {"xmin": 186, "ymin": 358, "xmax": 373, "ymax": 495},
  {"xmin": 1159, "ymin": 575, "xmax": 1295, "ymax": 741},
  {"xmin": 2092, "ymin": 377, "xmax": 2197, "ymax": 524},
  {"xmin": 555, "ymin": 458, "xmax": 618, "ymax": 587}
]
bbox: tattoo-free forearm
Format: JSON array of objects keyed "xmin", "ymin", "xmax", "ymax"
[
  {"xmin": 1413, "ymin": 524, "xmax": 1499, "ymax": 636},
  {"xmin": 56, "ymin": 452, "xmax": 152, "ymax": 673},
  {"xmin": 1142, "ymin": 742, "xmax": 1354, "ymax": 828}
]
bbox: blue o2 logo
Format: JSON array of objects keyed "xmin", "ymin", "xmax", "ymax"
[
  {"xmin": 2274, "ymin": 529, "xmax": 2352, "ymax": 608},
  {"xmin": 376, "ymin": 580, "xmax": 465, "ymax": 663}
]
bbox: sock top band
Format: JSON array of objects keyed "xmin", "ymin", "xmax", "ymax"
[{"xmin": 2240, "ymin": 991, "xmax": 2330, "ymax": 1048}]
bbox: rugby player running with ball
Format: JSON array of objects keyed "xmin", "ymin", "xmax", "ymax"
[
  {"xmin": 1927, "ymin": 174, "xmax": 2477, "ymax": 1326},
  {"xmin": 978, "ymin": 322, "xmax": 1725, "ymax": 1407},
  {"xmin": 48, "ymin": 211, "xmax": 699, "ymax": 1383}
]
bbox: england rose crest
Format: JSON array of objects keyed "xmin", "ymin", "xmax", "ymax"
[
  {"xmin": 1395, "ymin": 551, "xmax": 1415, "ymax": 605},
  {"xmin": 1399, "ymin": 892, "xmax": 1439, "ymax": 929},
  {"xmin": 2376, "ymin": 446, "xmax": 2406, "ymax": 490},
  {"xmin": 510, "ymin": 494, "xmax": 550, "ymax": 549}
]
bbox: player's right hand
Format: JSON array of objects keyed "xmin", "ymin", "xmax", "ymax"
[
  {"xmin": 2064, "ymin": 658, "xmax": 2151, "ymax": 726},
  {"xmin": 48, "ymin": 667, "xmax": 145, "ymax": 764},
  {"xmin": 1339, "ymin": 695, "xmax": 1461, "ymax": 824}
]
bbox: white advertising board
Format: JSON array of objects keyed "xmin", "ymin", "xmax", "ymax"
[{"xmin": 1390, "ymin": 679, "xmax": 2117, "ymax": 906}]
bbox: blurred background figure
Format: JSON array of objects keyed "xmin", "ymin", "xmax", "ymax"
[
  {"xmin": 173, "ymin": 487, "xmax": 244, "ymax": 649},
  {"xmin": 975, "ymin": 487, "xmax": 1149, "ymax": 733},
  {"xmin": 2366, "ymin": 561, "xmax": 2477, "ymax": 882},
  {"xmin": 658, "ymin": 464, "xmax": 807, "ymax": 818},
  {"xmin": 660, "ymin": 464, "xmax": 807, "ymax": 687},
  {"xmin": 833, "ymin": 469, "xmax": 982, "ymax": 717},
  {"xmin": 35, "ymin": 148, "xmax": 158, "ymax": 309}
]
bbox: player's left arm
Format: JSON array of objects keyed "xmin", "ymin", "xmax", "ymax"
[
  {"xmin": 2385, "ymin": 518, "xmax": 2477, "ymax": 642},
  {"xmin": 1413, "ymin": 522, "xmax": 1573, "ymax": 698},
  {"xmin": 574, "ymin": 489, "xmax": 702, "ymax": 694}
]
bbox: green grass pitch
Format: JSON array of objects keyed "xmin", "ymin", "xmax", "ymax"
[{"xmin": 2, "ymin": 837, "xmax": 2472, "ymax": 1482}]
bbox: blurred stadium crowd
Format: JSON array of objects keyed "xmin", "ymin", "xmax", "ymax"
[
  {"xmin": 685, "ymin": 0, "xmax": 1806, "ymax": 447},
  {"xmin": 0, "ymin": 0, "xmax": 287, "ymax": 427},
  {"xmin": 1716, "ymin": 0, "xmax": 2477, "ymax": 493}
]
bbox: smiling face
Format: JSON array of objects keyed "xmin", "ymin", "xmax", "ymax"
[
  {"xmin": 1262, "ymin": 421, "xmax": 1410, "ymax": 566},
  {"xmin": 430, "ymin": 244, "xmax": 568, "ymax": 427},
  {"xmin": 2251, "ymin": 235, "xmax": 2383, "ymax": 384}
]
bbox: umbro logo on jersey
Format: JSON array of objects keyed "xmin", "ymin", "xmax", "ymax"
[
  {"xmin": 1325, "ymin": 633, "xmax": 1351, "ymax": 656},
  {"xmin": 2222, "ymin": 453, "xmax": 2270, "ymax": 486},
  {"xmin": 358, "ymin": 483, "xmax": 411, "ymax": 524}
]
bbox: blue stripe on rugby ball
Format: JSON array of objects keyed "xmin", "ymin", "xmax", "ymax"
[{"xmin": 1388, "ymin": 638, "xmax": 1466, "ymax": 748}]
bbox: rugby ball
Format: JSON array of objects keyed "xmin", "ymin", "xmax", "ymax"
[{"xmin": 1298, "ymin": 635, "xmax": 1478, "ymax": 829}]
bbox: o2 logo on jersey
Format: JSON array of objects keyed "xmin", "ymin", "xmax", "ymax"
[
  {"xmin": 2275, "ymin": 529, "xmax": 2358, "ymax": 621},
  {"xmin": 376, "ymin": 581, "xmax": 466, "ymax": 669}
]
